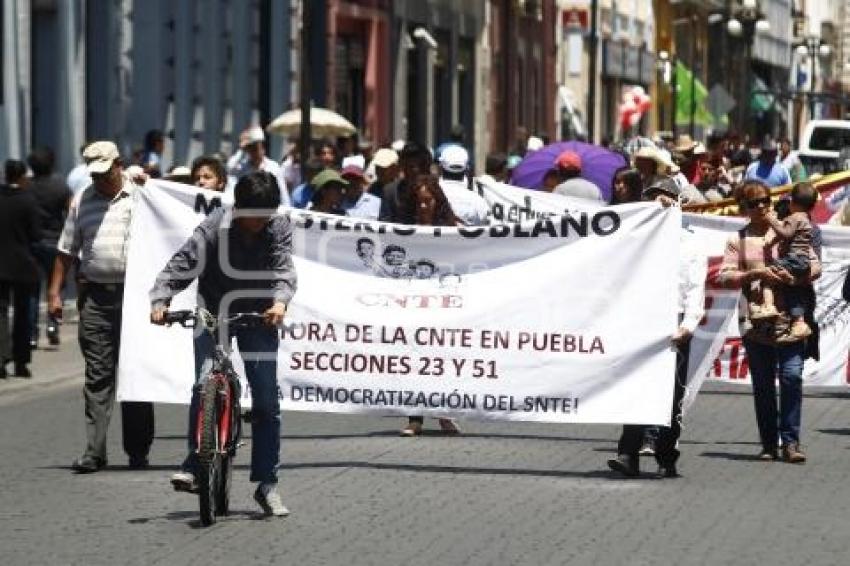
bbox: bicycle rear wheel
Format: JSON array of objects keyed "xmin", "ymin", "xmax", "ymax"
[{"xmin": 198, "ymin": 379, "xmax": 224, "ymax": 526}]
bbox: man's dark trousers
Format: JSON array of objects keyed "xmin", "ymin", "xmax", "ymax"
[
  {"xmin": 617, "ymin": 339, "xmax": 690, "ymax": 466},
  {"xmin": 78, "ymin": 283, "xmax": 154, "ymax": 463}
]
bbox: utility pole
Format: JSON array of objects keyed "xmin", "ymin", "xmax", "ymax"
[
  {"xmin": 299, "ymin": 0, "xmax": 312, "ymax": 161},
  {"xmin": 587, "ymin": 0, "xmax": 598, "ymax": 143}
]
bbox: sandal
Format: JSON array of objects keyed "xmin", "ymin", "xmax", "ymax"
[
  {"xmin": 438, "ymin": 418, "xmax": 461, "ymax": 435},
  {"xmin": 400, "ymin": 421, "xmax": 423, "ymax": 437}
]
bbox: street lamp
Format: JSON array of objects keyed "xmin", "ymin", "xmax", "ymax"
[
  {"xmin": 794, "ymin": 37, "xmax": 831, "ymax": 121},
  {"xmin": 725, "ymin": 0, "xmax": 770, "ymax": 135}
]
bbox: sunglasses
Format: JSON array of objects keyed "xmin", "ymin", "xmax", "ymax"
[{"xmin": 745, "ymin": 197, "xmax": 771, "ymax": 208}]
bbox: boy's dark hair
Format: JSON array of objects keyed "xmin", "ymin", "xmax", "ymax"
[
  {"xmin": 27, "ymin": 146, "xmax": 55, "ymax": 176},
  {"xmin": 4, "ymin": 159, "xmax": 28, "ymax": 184},
  {"xmin": 233, "ymin": 171, "xmax": 280, "ymax": 210},
  {"xmin": 190, "ymin": 155, "xmax": 226, "ymax": 184},
  {"xmin": 790, "ymin": 181, "xmax": 817, "ymax": 211}
]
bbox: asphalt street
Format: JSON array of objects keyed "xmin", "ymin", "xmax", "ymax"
[{"xmin": 1, "ymin": 327, "xmax": 848, "ymax": 566}]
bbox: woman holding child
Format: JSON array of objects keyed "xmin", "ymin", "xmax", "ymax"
[{"xmin": 718, "ymin": 180, "xmax": 820, "ymax": 464}]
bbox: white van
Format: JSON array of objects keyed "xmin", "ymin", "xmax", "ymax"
[{"xmin": 798, "ymin": 119, "xmax": 850, "ymax": 175}]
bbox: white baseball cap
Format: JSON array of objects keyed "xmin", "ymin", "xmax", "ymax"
[
  {"xmin": 241, "ymin": 125, "xmax": 265, "ymax": 148},
  {"xmin": 342, "ymin": 155, "xmax": 366, "ymax": 170},
  {"xmin": 438, "ymin": 145, "xmax": 469, "ymax": 174},
  {"xmin": 526, "ymin": 136, "xmax": 544, "ymax": 152},
  {"xmin": 83, "ymin": 141, "xmax": 120, "ymax": 174}
]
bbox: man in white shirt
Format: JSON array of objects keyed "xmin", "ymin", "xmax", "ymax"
[
  {"xmin": 50, "ymin": 141, "xmax": 155, "ymax": 473},
  {"xmin": 437, "ymin": 145, "xmax": 490, "ymax": 226},
  {"xmin": 608, "ymin": 202, "xmax": 708, "ymax": 479},
  {"xmin": 227, "ymin": 126, "xmax": 291, "ymax": 206}
]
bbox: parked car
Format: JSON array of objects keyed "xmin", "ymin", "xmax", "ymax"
[{"xmin": 798, "ymin": 119, "xmax": 850, "ymax": 175}]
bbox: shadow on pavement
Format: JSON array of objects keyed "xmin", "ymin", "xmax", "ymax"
[
  {"xmin": 681, "ymin": 439, "xmax": 760, "ymax": 446},
  {"xmin": 817, "ymin": 428, "xmax": 850, "ymax": 435},
  {"xmin": 44, "ymin": 460, "xmax": 619, "ymax": 479},
  {"xmin": 699, "ymin": 388, "xmax": 850, "ymax": 400},
  {"xmin": 42, "ymin": 464, "xmax": 178, "ymax": 473},
  {"xmin": 698, "ymin": 451, "xmax": 764, "ymax": 462},
  {"xmin": 127, "ymin": 509, "xmax": 268, "ymax": 529},
  {"xmin": 278, "ymin": 459, "xmax": 654, "ymax": 481}
]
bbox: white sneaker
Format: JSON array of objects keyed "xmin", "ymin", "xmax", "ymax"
[
  {"xmin": 170, "ymin": 471, "xmax": 197, "ymax": 493},
  {"xmin": 254, "ymin": 483, "xmax": 290, "ymax": 517}
]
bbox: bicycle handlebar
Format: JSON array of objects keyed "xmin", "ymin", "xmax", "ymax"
[
  {"xmin": 162, "ymin": 310, "xmax": 196, "ymax": 327},
  {"xmin": 160, "ymin": 309, "xmax": 269, "ymax": 329}
]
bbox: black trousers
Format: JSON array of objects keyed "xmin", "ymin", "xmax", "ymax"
[
  {"xmin": 617, "ymin": 338, "xmax": 690, "ymax": 467},
  {"xmin": 0, "ymin": 280, "xmax": 35, "ymax": 365},
  {"xmin": 78, "ymin": 283, "xmax": 154, "ymax": 461}
]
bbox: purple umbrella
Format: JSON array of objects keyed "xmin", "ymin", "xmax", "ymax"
[{"xmin": 510, "ymin": 141, "xmax": 627, "ymax": 201}]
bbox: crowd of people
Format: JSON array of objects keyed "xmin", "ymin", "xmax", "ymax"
[{"xmin": 1, "ymin": 119, "xmax": 848, "ymax": 518}]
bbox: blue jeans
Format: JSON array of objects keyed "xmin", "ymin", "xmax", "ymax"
[
  {"xmin": 184, "ymin": 326, "xmax": 281, "ymax": 483},
  {"xmin": 744, "ymin": 339, "xmax": 804, "ymax": 449}
]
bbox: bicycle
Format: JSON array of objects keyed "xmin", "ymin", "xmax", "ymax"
[{"xmin": 162, "ymin": 308, "xmax": 267, "ymax": 526}]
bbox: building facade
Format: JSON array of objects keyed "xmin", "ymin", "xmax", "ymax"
[
  {"xmin": 555, "ymin": 0, "xmax": 659, "ymax": 144},
  {"xmin": 2, "ymin": 0, "xmax": 296, "ymax": 174},
  {"xmin": 5, "ymin": 0, "xmax": 557, "ymax": 176}
]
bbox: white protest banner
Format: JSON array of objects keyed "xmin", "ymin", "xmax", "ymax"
[
  {"xmin": 118, "ymin": 180, "xmax": 680, "ymax": 425},
  {"xmin": 475, "ymin": 179, "xmax": 850, "ymax": 416}
]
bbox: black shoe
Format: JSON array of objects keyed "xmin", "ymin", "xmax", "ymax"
[
  {"xmin": 657, "ymin": 464, "xmax": 679, "ymax": 478},
  {"xmin": 128, "ymin": 455, "xmax": 149, "ymax": 470},
  {"xmin": 607, "ymin": 454, "xmax": 639, "ymax": 477},
  {"xmin": 14, "ymin": 364, "xmax": 31, "ymax": 378},
  {"xmin": 72, "ymin": 455, "xmax": 107, "ymax": 473},
  {"xmin": 47, "ymin": 325, "xmax": 60, "ymax": 346},
  {"xmin": 29, "ymin": 339, "xmax": 38, "ymax": 350},
  {"xmin": 0, "ymin": 365, "xmax": 6, "ymax": 379}
]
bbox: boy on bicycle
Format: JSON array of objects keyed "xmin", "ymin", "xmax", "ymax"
[{"xmin": 150, "ymin": 171, "xmax": 297, "ymax": 517}]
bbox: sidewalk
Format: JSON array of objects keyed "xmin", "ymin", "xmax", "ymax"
[{"xmin": 0, "ymin": 304, "xmax": 84, "ymax": 403}]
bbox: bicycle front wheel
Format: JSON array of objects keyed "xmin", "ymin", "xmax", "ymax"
[
  {"xmin": 215, "ymin": 379, "xmax": 239, "ymax": 516},
  {"xmin": 198, "ymin": 379, "xmax": 224, "ymax": 526}
]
